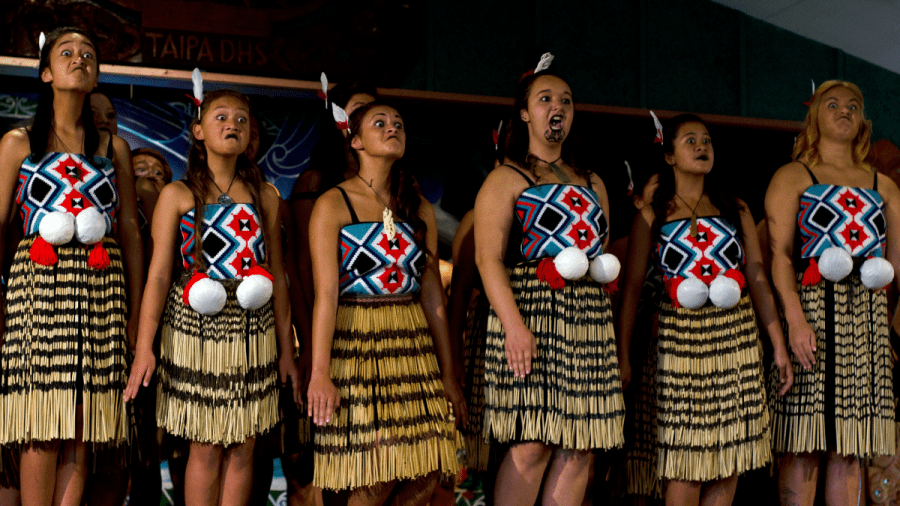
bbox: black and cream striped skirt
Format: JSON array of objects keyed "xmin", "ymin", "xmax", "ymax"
[
  {"xmin": 770, "ymin": 273, "xmax": 895, "ymax": 457},
  {"xmin": 156, "ymin": 274, "xmax": 279, "ymax": 446},
  {"xmin": 461, "ymin": 292, "xmax": 491, "ymax": 472},
  {"xmin": 656, "ymin": 295, "xmax": 770, "ymax": 482},
  {"xmin": 0, "ymin": 236, "xmax": 130, "ymax": 456},
  {"xmin": 313, "ymin": 294, "xmax": 462, "ymax": 491},
  {"xmin": 483, "ymin": 260, "xmax": 625, "ymax": 450}
]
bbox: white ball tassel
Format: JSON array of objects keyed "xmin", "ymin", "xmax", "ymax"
[
  {"xmin": 553, "ymin": 246, "xmax": 589, "ymax": 280},
  {"xmin": 677, "ymin": 278, "xmax": 709, "ymax": 310},
  {"xmin": 184, "ymin": 272, "xmax": 227, "ymax": 316},
  {"xmin": 236, "ymin": 266, "xmax": 274, "ymax": 310},
  {"xmin": 38, "ymin": 211, "xmax": 75, "ymax": 245},
  {"xmin": 589, "ymin": 253, "xmax": 620, "ymax": 284},
  {"xmin": 817, "ymin": 246, "xmax": 853, "ymax": 282},
  {"xmin": 709, "ymin": 275, "xmax": 741, "ymax": 309},
  {"xmin": 860, "ymin": 257, "xmax": 894, "ymax": 290},
  {"xmin": 74, "ymin": 207, "xmax": 107, "ymax": 245}
]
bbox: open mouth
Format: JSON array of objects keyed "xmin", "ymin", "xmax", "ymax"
[
  {"xmin": 550, "ymin": 115, "xmax": 564, "ymax": 131},
  {"xmin": 696, "ymin": 155, "xmax": 709, "ymax": 161},
  {"xmin": 225, "ymin": 133, "xmax": 239, "ymax": 140}
]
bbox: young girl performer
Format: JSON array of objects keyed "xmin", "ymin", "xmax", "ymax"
[
  {"xmin": 475, "ymin": 57, "xmax": 625, "ymax": 506},
  {"xmin": 617, "ymin": 113, "xmax": 792, "ymax": 506},
  {"xmin": 766, "ymin": 81, "xmax": 899, "ymax": 506},
  {"xmin": 124, "ymin": 88, "xmax": 300, "ymax": 506},
  {"xmin": 306, "ymin": 101, "xmax": 465, "ymax": 504},
  {"xmin": 0, "ymin": 27, "xmax": 143, "ymax": 506}
]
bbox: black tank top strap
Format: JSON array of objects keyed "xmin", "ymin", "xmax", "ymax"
[
  {"xmin": 874, "ymin": 170, "xmax": 879, "ymax": 191},
  {"xmin": 105, "ymin": 132, "xmax": 114, "ymax": 159},
  {"xmin": 798, "ymin": 161, "xmax": 819, "ymax": 185},
  {"xmin": 503, "ymin": 164, "xmax": 535, "ymax": 186},
  {"xmin": 335, "ymin": 186, "xmax": 360, "ymax": 224}
]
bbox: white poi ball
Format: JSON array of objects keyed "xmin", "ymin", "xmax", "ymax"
[
  {"xmin": 74, "ymin": 207, "xmax": 106, "ymax": 245},
  {"xmin": 676, "ymin": 277, "xmax": 709, "ymax": 310},
  {"xmin": 188, "ymin": 277, "xmax": 227, "ymax": 315},
  {"xmin": 553, "ymin": 246, "xmax": 589, "ymax": 280},
  {"xmin": 818, "ymin": 246, "xmax": 853, "ymax": 282},
  {"xmin": 860, "ymin": 257, "xmax": 894, "ymax": 289},
  {"xmin": 589, "ymin": 253, "xmax": 620, "ymax": 284},
  {"xmin": 709, "ymin": 275, "xmax": 741, "ymax": 309},
  {"xmin": 236, "ymin": 274, "xmax": 274, "ymax": 310},
  {"xmin": 38, "ymin": 211, "xmax": 75, "ymax": 245}
]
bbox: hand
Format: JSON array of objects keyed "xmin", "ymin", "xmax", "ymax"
[
  {"xmin": 772, "ymin": 346, "xmax": 794, "ymax": 396},
  {"xmin": 307, "ymin": 371, "xmax": 340, "ymax": 426},
  {"xmin": 787, "ymin": 318, "xmax": 817, "ymax": 370},
  {"xmin": 618, "ymin": 357, "xmax": 632, "ymax": 390},
  {"xmin": 279, "ymin": 354, "xmax": 301, "ymax": 405},
  {"xmin": 123, "ymin": 348, "xmax": 156, "ymax": 402},
  {"xmin": 442, "ymin": 373, "xmax": 468, "ymax": 429},
  {"xmin": 505, "ymin": 322, "xmax": 537, "ymax": 378},
  {"xmin": 126, "ymin": 315, "xmax": 139, "ymax": 351}
]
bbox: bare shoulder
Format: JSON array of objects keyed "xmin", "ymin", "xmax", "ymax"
[
  {"xmin": 161, "ymin": 181, "xmax": 196, "ymax": 214},
  {"xmin": 481, "ymin": 163, "xmax": 530, "ymax": 198},
  {"xmin": 769, "ymin": 161, "xmax": 811, "ymax": 189},
  {"xmin": 877, "ymin": 172, "xmax": 900, "ymax": 200},
  {"xmin": 312, "ymin": 186, "xmax": 348, "ymax": 216},
  {"xmin": 111, "ymin": 134, "xmax": 131, "ymax": 160},
  {"xmin": 0, "ymin": 128, "xmax": 31, "ymax": 161}
]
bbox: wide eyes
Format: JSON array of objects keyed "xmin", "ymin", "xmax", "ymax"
[
  {"xmin": 59, "ymin": 50, "xmax": 93, "ymax": 59},
  {"xmin": 373, "ymin": 120, "xmax": 403, "ymax": 129},
  {"xmin": 827, "ymin": 102, "xmax": 859, "ymax": 111},
  {"xmin": 539, "ymin": 95, "xmax": 572, "ymax": 104}
]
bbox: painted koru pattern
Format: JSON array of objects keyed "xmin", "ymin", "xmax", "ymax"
[
  {"xmin": 797, "ymin": 184, "xmax": 886, "ymax": 258},
  {"xmin": 656, "ymin": 217, "xmax": 744, "ymax": 284},
  {"xmin": 515, "ymin": 184, "xmax": 607, "ymax": 261},
  {"xmin": 339, "ymin": 222, "xmax": 424, "ymax": 296},
  {"xmin": 180, "ymin": 204, "xmax": 266, "ymax": 279},
  {"xmin": 16, "ymin": 153, "xmax": 118, "ymax": 235}
]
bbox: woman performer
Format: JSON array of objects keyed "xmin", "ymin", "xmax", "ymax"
[{"xmin": 766, "ymin": 81, "xmax": 899, "ymax": 506}]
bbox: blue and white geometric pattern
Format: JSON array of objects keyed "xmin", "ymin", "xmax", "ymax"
[
  {"xmin": 515, "ymin": 184, "xmax": 607, "ymax": 261},
  {"xmin": 339, "ymin": 222, "xmax": 423, "ymax": 296},
  {"xmin": 180, "ymin": 204, "xmax": 266, "ymax": 280},
  {"xmin": 797, "ymin": 184, "xmax": 886, "ymax": 258},
  {"xmin": 656, "ymin": 217, "xmax": 744, "ymax": 284},
  {"xmin": 16, "ymin": 152, "xmax": 118, "ymax": 235}
]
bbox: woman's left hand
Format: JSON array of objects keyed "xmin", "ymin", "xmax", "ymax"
[
  {"xmin": 279, "ymin": 353, "xmax": 301, "ymax": 405},
  {"xmin": 442, "ymin": 373, "xmax": 468, "ymax": 429},
  {"xmin": 773, "ymin": 346, "xmax": 794, "ymax": 396}
]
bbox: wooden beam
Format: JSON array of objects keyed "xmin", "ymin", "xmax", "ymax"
[{"xmin": 0, "ymin": 56, "xmax": 803, "ymax": 132}]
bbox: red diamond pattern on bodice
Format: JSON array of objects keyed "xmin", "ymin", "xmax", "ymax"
[
  {"xmin": 837, "ymin": 188, "xmax": 863, "ymax": 217},
  {"xmin": 685, "ymin": 222, "xmax": 717, "ymax": 253},
  {"xmin": 227, "ymin": 207, "xmax": 260, "ymax": 242},
  {"xmin": 562, "ymin": 188, "xmax": 588, "ymax": 214},
  {"xmin": 377, "ymin": 265, "xmax": 405, "ymax": 293},
  {"xmin": 229, "ymin": 249, "xmax": 257, "ymax": 277},
  {"xmin": 54, "ymin": 157, "xmax": 86, "ymax": 185},
  {"xmin": 61, "ymin": 189, "xmax": 91, "ymax": 216},
  {"xmin": 839, "ymin": 222, "xmax": 869, "ymax": 251},
  {"xmin": 566, "ymin": 219, "xmax": 596, "ymax": 249},
  {"xmin": 378, "ymin": 232, "xmax": 410, "ymax": 262}
]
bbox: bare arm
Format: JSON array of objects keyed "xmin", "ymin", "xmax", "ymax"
[
  {"xmin": 877, "ymin": 173, "xmax": 900, "ymax": 295},
  {"xmin": 738, "ymin": 201, "xmax": 792, "ymax": 395},
  {"xmin": 765, "ymin": 162, "xmax": 816, "ymax": 370},
  {"xmin": 418, "ymin": 201, "xmax": 468, "ymax": 427},
  {"xmin": 447, "ymin": 210, "xmax": 477, "ymax": 384},
  {"xmin": 306, "ymin": 189, "xmax": 344, "ymax": 426},
  {"xmin": 615, "ymin": 206, "xmax": 654, "ymax": 389},
  {"xmin": 110, "ymin": 135, "xmax": 144, "ymax": 350},
  {"xmin": 262, "ymin": 186, "xmax": 301, "ymax": 403},
  {"xmin": 0, "ymin": 130, "xmax": 32, "ymax": 343},
  {"xmin": 124, "ymin": 182, "xmax": 192, "ymax": 400},
  {"xmin": 474, "ymin": 167, "xmax": 533, "ymax": 378}
]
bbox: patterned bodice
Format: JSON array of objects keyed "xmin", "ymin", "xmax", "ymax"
[
  {"xmin": 797, "ymin": 184, "xmax": 886, "ymax": 258},
  {"xmin": 16, "ymin": 153, "xmax": 119, "ymax": 235},
  {"xmin": 516, "ymin": 184, "xmax": 607, "ymax": 261},
  {"xmin": 180, "ymin": 204, "xmax": 266, "ymax": 279},
  {"xmin": 339, "ymin": 222, "xmax": 424, "ymax": 296},
  {"xmin": 656, "ymin": 217, "xmax": 745, "ymax": 284}
]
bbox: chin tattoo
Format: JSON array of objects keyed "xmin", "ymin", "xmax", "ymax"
[{"xmin": 544, "ymin": 128, "xmax": 566, "ymax": 143}]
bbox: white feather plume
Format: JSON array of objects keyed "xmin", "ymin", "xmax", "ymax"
[
  {"xmin": 320, "ymin": 72, "xmax": 328, "ymax": 108},
  {"xmin": 332, "ymin": 103, "xmax": 350, "ymax": 132},
  {"xmin": 39, "ymin": 32, "xmax": 46, "ymax": 53},
  {"xmin": 650, "ymin": 110, "xmax": 663, "ymax": 143},
  {"xmin": 535, "ymin": 53, "xmax": 554, "ymax": 73},
  {"xmin": 811, "ymin": 78, "xmax": 816, "ymax": 95},
  {"xmin": 191, "ymin": 68, "xmax": 203, "ymax": 117},
  {"xmin": 624, "ymin": 160, "xmax": 633, "ymax": 192}
]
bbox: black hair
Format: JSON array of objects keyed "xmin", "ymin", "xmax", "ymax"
[
  {"xmin": 504, "ymin": 70, "xmax": 589, "ymax": 180},
  {"xmin": 29, "ymin": 27, "xmax": 100, "ymax": 162},
  {"xmin": 346, "ymin": 101, "xmax": 426, "ymax": 248},
  {"xmin": 650, "ymin": 113, "xmax": 744, "ymax": 241},
  {"xmin": 329, "ymin": 82, "xmax": 378, "ymax": 114}
]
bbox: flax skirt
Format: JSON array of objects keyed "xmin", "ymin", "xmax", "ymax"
[
  {"xmin": 156, "ymin": 274, "xmax": 279, "ymax": 446},
  {"xmin": 770, "ymin": 273, "xmax": 895, "ymax": 457},
  {"xmin": 483, "ymin": 260, "xmax": 625, "ymax": 450},
  {"xmin": 461, "ymin": 292, "xmax": 491, "ymax": 472},
  {"xmin": 313, "ymin": 294, "xmax": 461, "ymax": 491},
  {"xmin": 0, "ymin": 236, "xmax": 130, "ymax": 470},
  {"xmin": 656, "ymin": 294, "xmax": 770, "ymax": 482},
  {"xmin": 624, "ymin": 334, "xmax": 661, "ymax": 497}
]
